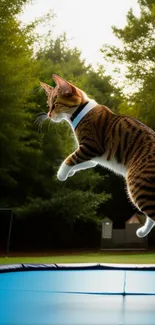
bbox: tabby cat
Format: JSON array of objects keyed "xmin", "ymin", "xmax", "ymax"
[{"xmin": 40, "ymin": 74, "xmax": 155, "ymax": 238}]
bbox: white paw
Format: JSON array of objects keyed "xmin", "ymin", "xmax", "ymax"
[
  {"xmin": 68, "ymin": 170, "xmax": 75, "ymax": 177},
  {"xmin": 57, "ymin": 171, "xmax": 67, "ymax": 181},
  {"xmin": 91, "ymin": 161, "xmax": 98, "ymax": 167},
  {"xmin": 57, "ymin": 163, "xmax": 72, "ymax": 181},
  {"xmin": 136, "ymin": 219, "xmax": 155, "ymax": 238}
]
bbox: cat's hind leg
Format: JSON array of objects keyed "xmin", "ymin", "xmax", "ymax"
[{"xmin": 127, "ymin": 167, "xmax": 155, "ymax": 238}]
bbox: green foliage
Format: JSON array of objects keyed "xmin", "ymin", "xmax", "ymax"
[
  {"xmin": 0, "ymin": 0, "xmax": 38, "ymax": 205},
  {"xmin": 0, "ymin": 0, "xmax": 30, "ymax": 16},
  {"xmin": 102, "ymin": 1, "xmax": 155, "ymax": 81},
  {"xmin": 15, "ymin": 188, "xmax": 109, "ymax": 224},
  {"xmin": 102, "ymin": 0, "xmax": 155, "ymax": 129}
]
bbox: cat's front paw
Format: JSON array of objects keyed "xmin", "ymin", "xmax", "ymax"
[
  {"xmin": 68, "ymin": 169, "xmax": 75, "ymax": 177},
  {"xmin": 57, "ymin": 162, "xmax": 71, "ymax": 181},
  {"xmin": 57, "ymin": 170, "xmax": 67, "ymax": 181}
]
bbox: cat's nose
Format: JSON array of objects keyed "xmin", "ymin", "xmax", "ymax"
[{"xmin": 48, "ymin": 111, "xmax": 52, "ymax": 118}]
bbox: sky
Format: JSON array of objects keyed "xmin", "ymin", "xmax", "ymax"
[{"xmin": 21, "ymin": 0, "xmax": 140, "ymax": 68}]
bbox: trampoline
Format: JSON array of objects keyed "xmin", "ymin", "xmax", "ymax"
[{"xmin": 0, "ymin": 263, "xmax": 155, "ymax": 325}]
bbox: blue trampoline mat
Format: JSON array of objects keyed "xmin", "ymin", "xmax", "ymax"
[{"xmin": 0, "ymin": 263, "xmax": 155, "ymax": 325}]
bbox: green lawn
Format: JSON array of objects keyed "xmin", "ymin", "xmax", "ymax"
[{"xmin": 0, "ymin": 251, "xmax": 155, "ymax": 265}]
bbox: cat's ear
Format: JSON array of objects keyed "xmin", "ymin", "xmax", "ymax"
[
  {"xmin": 40, "ymin": 82, "xmax": 53, "ymax": 95},
  {"xmin": 52, "ymin": 74, "xmax": 74, "ymax": 95}
]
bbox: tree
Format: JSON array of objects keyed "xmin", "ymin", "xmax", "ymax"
[
  {"xmin": 0, "ymin": 0, "xmax": 40, "ymax": 206},
  {"xmin": 101, "ymin": 0, "xmax": 155, "ymax": 128}
]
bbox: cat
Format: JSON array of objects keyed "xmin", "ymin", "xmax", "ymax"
[{"xmin": 40, "ymin": 74, "xmax": 155, "ymax": 238}]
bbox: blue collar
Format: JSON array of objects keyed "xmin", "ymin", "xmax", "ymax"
[{"xmin": 71, "ymin": 100, "xmax": 97, "ymax": 129}]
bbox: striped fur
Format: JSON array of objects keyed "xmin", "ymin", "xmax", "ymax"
[{"xmin": 40, "ymin": 75, "xmax": 155, "ymax": 238}]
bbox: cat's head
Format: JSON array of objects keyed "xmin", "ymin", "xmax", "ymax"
[{"xmin": 40, "ymin": 74, "xmax": 89, "ymax": 123}]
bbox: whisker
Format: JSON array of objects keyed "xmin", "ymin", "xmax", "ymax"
[
  {"xmin": 39, "ymin": 121, "xmax": 43, "ymax": 133},
  {"xmin": 34, "ymin": 113, "xmax": 49, "ymax": 133},
  {"xmin": 48, "ymin": 117, "xmax": 52, "ymax": 132},
  {"xmin": 35, "ymin": 114, "xmax": 48, "ymax": 122},
  {"xmin": 34, "ymin": 120, "xmax": 41, "ymax": 132},
  {"xmin": 49, "ymin": 118, "xmax": 54, "ymax": 131},
  {"xmin": 36, "ymin": 112, "xmax": 47, "ymax": 117},
  {"xmin": 33, "ymin": 109, "xmax": 56, "ymax": 133},
  {"xmin": 33, "ymin": 117, "xmax": 42, "ymax": 127}
]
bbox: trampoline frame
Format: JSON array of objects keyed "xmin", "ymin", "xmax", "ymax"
[{"xmin": 1, "ymin": 262, "xmax": 155, "ymax": 272}]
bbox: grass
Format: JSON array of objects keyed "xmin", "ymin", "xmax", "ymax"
[{"xmin": 0, "ymin": 251, "xmax": 155, "ymax": 265}]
